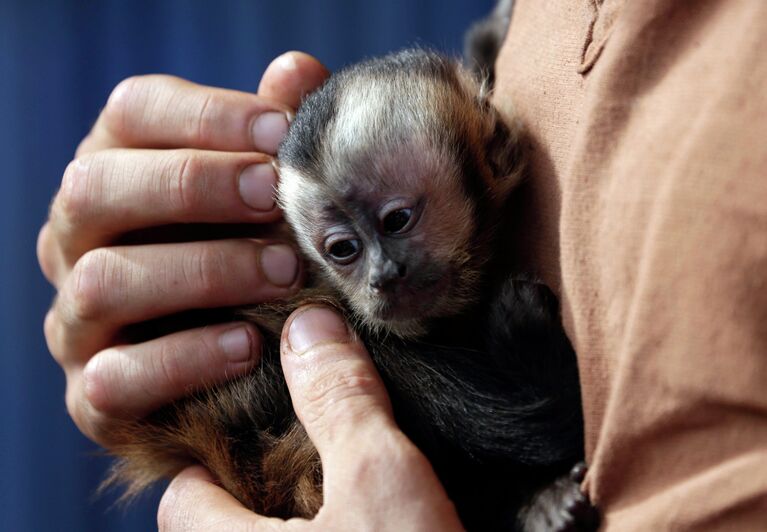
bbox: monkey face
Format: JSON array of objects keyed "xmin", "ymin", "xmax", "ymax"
[
  {"xmin": 276, "ymin": 49, "xmax": 523, "ymax": 336},
  {"xmin": 278, "ymin": 137, "xmax": 481, "ymax": 337}
]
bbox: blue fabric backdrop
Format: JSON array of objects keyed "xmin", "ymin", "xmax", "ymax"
[{"xmin": 0, "ymin": 1, "xmax": 494, "ymax": 530}]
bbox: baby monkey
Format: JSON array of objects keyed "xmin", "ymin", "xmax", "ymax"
[{"xmin": 106, "ymin": 49, "xmax": 599, "ymax": 531}]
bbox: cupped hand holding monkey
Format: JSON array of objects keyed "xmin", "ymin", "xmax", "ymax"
[
  {"xmin": 37, "ymin": 52, "xmax": 322, "ymax": 443},
  {"xmin": 38, "ymin": 52, "xmax": 460, "ymax": 529},
  {"xmin": 159, "ymin": 305, "xmax": 462, "ymax": 531}
]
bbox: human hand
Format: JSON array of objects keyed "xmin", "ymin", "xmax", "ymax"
[
  {"xmin": 158, "ymin": 305, "xmax": 464, "ymax": 532},
  {"xmin": 37, "ymin": 52, "xmax": 330, "ymax": 445}
]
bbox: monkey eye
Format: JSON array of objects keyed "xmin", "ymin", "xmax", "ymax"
[
  {"xmin": 382, "ymin": 208, "xmax": 414, "ymax": 234},
  {"xmin": 325, "ymin": 238, "xmax": 362, "ymax": 264}
]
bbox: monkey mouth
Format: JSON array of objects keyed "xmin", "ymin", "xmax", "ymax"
[
  {"xmin": 367, "ymin": 272, "xmax": 453, "ymax": 322},
  {"xmin": 371, "ymin": 299, "xmax": 423, "ymax": 321}
]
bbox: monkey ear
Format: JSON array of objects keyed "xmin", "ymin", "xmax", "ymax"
[{"xmin": 485, "ymin": 107, "xmax": 525, "ymax": 204}]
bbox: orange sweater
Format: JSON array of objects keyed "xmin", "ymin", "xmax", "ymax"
[{"xmin": 494, "ymin": 0, "xmax": 767, "ymax": 529}]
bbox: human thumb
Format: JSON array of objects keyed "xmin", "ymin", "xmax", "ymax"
[{"xmin": 280, "ymin": 305, "xmax": 395, "ymax": 460}]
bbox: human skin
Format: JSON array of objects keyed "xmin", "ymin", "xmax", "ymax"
[
  {"xmin": 38, "ymin": 52, "xmax": 327, "ymax": 444},
  {"xmin": 38, "ymin": 52, "xmax": 461, "ymax": 529},
  {"xmin": 158, "ymin": 305, "xmax": 463, "ymax": 531}
]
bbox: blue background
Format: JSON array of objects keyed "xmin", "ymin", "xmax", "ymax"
[{"xmin": 0, "ymin": 1, "xmax": 493, "ymax": 530}]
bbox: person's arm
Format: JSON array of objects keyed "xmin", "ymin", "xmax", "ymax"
[
  {"xmin": 38, "ymin": 52, "xmax": 328, "ymax": 445},
  {"xmin": 158, "ymin": 305, "xmax": 463, "ymax": 532}
]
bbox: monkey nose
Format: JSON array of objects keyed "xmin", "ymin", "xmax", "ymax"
[{"xmin": 369, "ymin": 262, "xmax": 407, "ymax": 292}]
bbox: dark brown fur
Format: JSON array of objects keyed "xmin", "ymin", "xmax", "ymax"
[
  {"xmin": 101, "ymin": 47, "xmax": 597, "ymax": 531},
  {"xmin": 100, "ymin": 49, "xmax": 519, "ymax": 517},
  {"xmin": 104, "ymin": 289, "xmax": 335, "ymax": 517}
]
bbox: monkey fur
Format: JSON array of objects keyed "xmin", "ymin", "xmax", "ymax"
[{"xmin": 102, "ymin": 7, "xmax": 600, "ymax": 530}]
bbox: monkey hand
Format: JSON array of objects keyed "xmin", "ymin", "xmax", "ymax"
[
  {"xmin": 37, "ymin": 52, "xmax": 329, "ymax": 446},
  {"xmin": 158, "ymin": 305, "xmax": 464, "ymax": 532},
  {"xmin": 518, "ymin": 463, "xmax": 600, "ymax": 532}
]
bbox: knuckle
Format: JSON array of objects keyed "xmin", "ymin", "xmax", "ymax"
[
  {"xmin": 363, "ymin": 431, "xmax": 424, "ymax": 474},
  {"xmin": 194, "ymin": 92, "xmax": 217, "ymax": 146},
  {"xmin": 343, "ymin": 432, "xmax": 420, "ymax": 489},
  {"xmin": 387, "ymin": 436, "xmax": 427, "ymax": 471},
  {"xmin": 150, "ymin": 340, "xmax": 185, "ymax": 395},
  {"xmin": 44, "ymin": 308, "xmax": 64, "ymax": 364},
  {"xmin": 74, "ymin": 133, "xmax": 96, "ymax": 158},
  {"xmin": 104, "ymin": 75, "xmax": 194, "ymax": 145},
  {"xmin": 54, "ymin": 157, "xmax": 95, "ymax": 230},
  {"xmin": 64, "ymin": 385, "xmax": 83, "ymax": 427},
  {"xmin": 82, "ymin": 350, "xmax": 121, "ymax": 415},
  {"xmin": 64, "ymin": 382, "xmax": 104, "ymax": 442},
  {"xmin": 67, "ymin": 248, "xmax": 111, "ymax": 322},
  {"xmin": 171, "ymin": 150, "xmax": 207, "ymax": 215},
  {"xmin": 346, "ymin": 451, "xmax": 386, "ymax": 487},
  {"xmin": 62, "ymin": 368, "xmax": 116, "ymax": 445},
  {"xmin": 37, "ymin": 224, "xmax": 59, "ymax": 285},
  {"xmin": 187, "ymin": 244, "xmax": 230, "ymax": 298},
  {"xmin": 102, "ymin": 75, "xmax": 144, "ymax": 139},
  {"xmin": 301, "ymin": 362, "xmax": 380, "ymax": 426}
]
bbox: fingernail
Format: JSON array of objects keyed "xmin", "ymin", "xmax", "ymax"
[
  {"xmin": 239, "ymin": 163, "xmax": 277, "ymax": 211},
  {"xmin": 251, "ymin": 111, "xmax": 290, "ymax": 154},
  {"xmin": 288, "ymin": 306, "xmax": 350, "ymax": 354},
  {"xmin": 260, "ymin": 244, "xmax": 299, "ymax": 287},
  {"xmin": 219, "ymin": 326, "xmax": 253, "ymax": 363}
]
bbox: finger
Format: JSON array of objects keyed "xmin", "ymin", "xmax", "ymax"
[
  {"xmin": 77, "ymin": 75, "xmax": 292, "ymax": 156},
  {"xmin": 258, "ymin": 51, "xmax": 330, "ymax": 110},
  {"xmin": 62, "ymin": 321, "xmax": 261, "ymax": 442},
  {"xmin": 49, "ymin": 149, "xmax": 281, "ymax": 266},
  {"xmin": 81, "ymin": 322, "xmax": 261, "ymax": 419},
  {"xmin": 280, "ymin": 305, "xmax": 395, "ymax": 460},
  {"xmin": 278, "ymin": 305, "xmax": 461, "ymax": 526},
  {"xmin": 158, "ymin": 466, "xmax": 295, "ymax": 532},
  {"xmin": 38, "ymin": 222, "xmax": 64, "ymax": 287},
  {"xmin": 49, "ymin": 240, "xmax": 300, "ymax": 362}
]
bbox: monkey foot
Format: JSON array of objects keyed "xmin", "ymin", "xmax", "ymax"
[{"xmin": 519, "ymin": 462, "xmax": 600, "ymax": 532}]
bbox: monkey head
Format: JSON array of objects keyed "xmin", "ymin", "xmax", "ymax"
[{"xmin": 277, "ymin": 49, "xmax": 523, "ymax": 337}]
